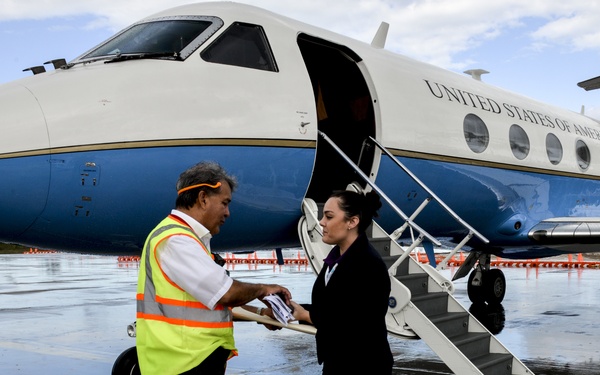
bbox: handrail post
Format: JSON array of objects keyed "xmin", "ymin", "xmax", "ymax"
[
  {"xmin": 391, "ymin": 197, "xmax": 432, "ymax": 240},
  {"xmin": 437, "ymin": 232, "xmax": 474, "ymax": 270},
  {"xmin": 389, "ymin": 235, "xmax": 424, "ymax": 276}
]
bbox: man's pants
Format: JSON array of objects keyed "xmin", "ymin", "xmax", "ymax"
[{"xmin": 180, "ymin": 347, "xmax": 230, "ymax": 375}]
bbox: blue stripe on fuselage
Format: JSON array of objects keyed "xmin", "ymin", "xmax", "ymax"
[
  {"xmin": 3, "ymin": 144, "xmax": 597, "ymax": 259},
  {"xmin": 375, "ymin": 157, "xmax": 600, "ymax": 258},
  {"xmin": 0, "ymin": 146, "xmax": 315, "ymax": 253}
]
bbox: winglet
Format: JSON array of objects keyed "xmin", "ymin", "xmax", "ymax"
[{"xmin": 371, "ymin": 22, "xmax": 389, "ymax": 49}]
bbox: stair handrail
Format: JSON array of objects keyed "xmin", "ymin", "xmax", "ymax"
[
  {"xmin": 318, "ymin": 131, "xmax": 441, "ymax": 247},
  {"xmin": 366, "ymin": 136, "xmax": 489, "ymax": 245}
]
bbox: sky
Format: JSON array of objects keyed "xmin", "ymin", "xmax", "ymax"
[{"xmin": 2, "ymin": 0, "xmax": 600, "ymax": 119}]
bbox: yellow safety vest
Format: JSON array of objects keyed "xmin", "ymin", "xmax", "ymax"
[{"xmin": 136, "ymin": 214, "xmax": 236, "ymax": 375}]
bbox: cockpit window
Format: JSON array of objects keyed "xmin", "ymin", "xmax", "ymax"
[
  {"xmin": 201, "ymin": 22, "xmax": 278, "ymax": 72},
  {"xmin": 79, "ymin": 16, "xmax": 223, "ymax": 61}
]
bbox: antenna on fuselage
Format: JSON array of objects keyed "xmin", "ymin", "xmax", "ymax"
[
  {"xmin": 44, "ymin": 59, "xmax": 67, "ymax": 70},
  {"xmin": 464, "ymin": 69, "xmax": 489, "ymax": 81},
  {"xmin": 371, "ymin": 22, "xmax": 389, "ymax": 49},
  {"xmin": 22, "ymin": 66, "xmax": 46, "ymax": 75}
]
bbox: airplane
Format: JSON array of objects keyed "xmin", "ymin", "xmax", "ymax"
[{"xmin": 2, "ymin": 1, "xmax": 600, "ymax": 310}]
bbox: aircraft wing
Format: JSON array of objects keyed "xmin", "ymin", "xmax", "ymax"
[
  {"xmin": 577, "ymin": 76, "xmax": 600, "ymax": 91},
  {"xmin": 528, "ymin": 217, "xmax": 600, "ymax": 252}
]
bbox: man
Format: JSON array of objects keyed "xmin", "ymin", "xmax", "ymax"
[{"xmin": 136, "ymin": 161, "xmax": 291, "ymax": 375}]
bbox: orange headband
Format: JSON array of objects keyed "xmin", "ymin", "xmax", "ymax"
[{"xmin": 177, "ymin": 181, "xmax": 221, "ymax": 195}]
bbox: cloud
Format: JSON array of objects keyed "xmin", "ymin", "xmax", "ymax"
[
  {"xmin": 369, "ymin": 1, "xmax": 599, "ymax": 68},
  {"xmin": 532, "ymin": 13, "xmax": 600, "ymax": 51},
  {"xmin": 247, "ymin": 1, "xmax": 600, "ymax": 70},
  {"xmin": 0, "ymin": 1, "xmax": 181, "ymax": 31},
  {"xmin": 2, "ymin": 0, "xmax": 600, "ymax": 69}
]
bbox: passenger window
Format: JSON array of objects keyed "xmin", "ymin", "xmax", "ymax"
[
  {"xmin": 201, "ymin": 22, "xmax": 278, "ymax": 71},
  {"xmin": 545, "ymin": 133, "xmax": 563, "ymax": 165},
  {"xmin": 463, "ymin": 114, "xmax": 489, "ymax": 153},
  {"xmin": 576, "ymin": 140, "xmax": 591, "ymax": 170},
  {"xmin": 509, "ymin": 124, "xmax": 530, "ymax": 160}
]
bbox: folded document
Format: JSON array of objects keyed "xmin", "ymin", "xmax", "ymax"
[{"xmin": 263, "ymin": 294, "xmax": 294, "ymax": 325}]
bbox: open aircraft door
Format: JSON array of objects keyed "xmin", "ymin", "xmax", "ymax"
[{"xmin": 297, "ymin": 34, "xmax": 381, "ymax": 245}]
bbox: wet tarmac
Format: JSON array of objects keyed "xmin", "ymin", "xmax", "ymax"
[{"xmin": 0, "ymin": 252, "xmax": 598, "ymax": 374}]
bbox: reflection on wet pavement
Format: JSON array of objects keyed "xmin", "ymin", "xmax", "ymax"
[{"xmin": 0, "ymin": 253, "xmax": 598, "ymax": 374}]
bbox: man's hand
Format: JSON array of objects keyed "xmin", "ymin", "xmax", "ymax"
[
  {"xmin": 218, "ymin": 280, "xmax": 292, "ymax": 307},
  {"xmin": 260, "ymin": 284, "xmax": 292, "ymax": 305},
  {"xmin": 260, "ymin": 307, "xmax": 282, "ymax": 331}
]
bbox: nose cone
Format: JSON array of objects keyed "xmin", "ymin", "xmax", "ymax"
[{"xmin": 0, "ymin": 82, "xmax": 50, "ymax": 241}]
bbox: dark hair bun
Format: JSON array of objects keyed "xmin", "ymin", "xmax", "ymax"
[{"xmin": 364, "ymin": 191, "xmax": 382, "ymax": 218}]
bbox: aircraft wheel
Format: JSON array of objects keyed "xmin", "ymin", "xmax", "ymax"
[
  {"xmin": 112, "ymin": 346, "xmax": 140, "ymax": 375},
  {"xmin": 467, "ymin": 271, "xmax": 485, "ymax": 304},
  {"xmin": 483, "ymin": 268, "xmax": 506, "ymax": 304}
]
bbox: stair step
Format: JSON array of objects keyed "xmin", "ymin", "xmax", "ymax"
[
  {"xmin": 451, "ymin": 332, "xmax": 491, "ymax": 359},
  {"xmin": 370, "ymin": 237, "xmax": 392, "ymax": 257},
  {"xmin": 429, "ymin": 312, "xmax": 470, "ymax": 338},
  {"xmin": 411, "ymin": 292, "xmax": 448, "ymax": 316},
  {"xmin": 382, "ymin": 255, "xmax": 408, "ymax": 275},
  {"xmin": 471, "ymin": 353, "xmax": 514, "ymax": 375},
  {"xmin": 396, "ymin": 273, "xmax": 429, "ymax": 295}
]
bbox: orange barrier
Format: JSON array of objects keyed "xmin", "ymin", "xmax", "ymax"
[
  {"xmin": 24, "ymin": 248, "xmax": 58, "ymax": 254},
  {"xmin": 26, "ymin": 248, "xmax": 600, "ymax": 269},
  {"xmin": 116, "ymin": 251, "xmax": 309, "ymax": 265},
  {"xmin": 224, "ymin": 251, "xmax": 308, "ymax": 265},
  {"xmin": 412, "ymin": 252, "xmax": 600, "ymax": 268}
]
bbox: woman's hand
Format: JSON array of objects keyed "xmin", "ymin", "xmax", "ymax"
[{"xmin": 290, "ymin": 301, "xmax": 311, "ymax": 324}]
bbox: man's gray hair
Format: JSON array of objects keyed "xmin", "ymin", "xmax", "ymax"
[{"xmin": 175, "ymin": 161, "xmax": 237, "ymax": 209}]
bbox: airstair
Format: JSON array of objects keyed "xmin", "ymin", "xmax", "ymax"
[{"xmin": 298, "ymin": 132, "xmax": 533, "ymax": 375}]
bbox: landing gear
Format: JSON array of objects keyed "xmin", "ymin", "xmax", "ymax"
[
  {"xmin": 467, "ymin": 267, "xmax": 506, "ymax": 304},
  {"xmin": 483, "ymin": 268, "xmax": 506, "ymax": 304},
  {"xmin": 112, "ymin": 346, "xmax": 140, "ymax": 375},
  {"xmin": 459, "ymin": 252, "xmax": 506, "ymax": 305},
  {"xmin": 457, "ymin": 252, "xmax": 506, "ymax": 304}
]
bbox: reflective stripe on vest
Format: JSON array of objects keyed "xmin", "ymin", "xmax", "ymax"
[{"xmin": 137, "ymin": 220, "xmax": 232, "ymax": 328}]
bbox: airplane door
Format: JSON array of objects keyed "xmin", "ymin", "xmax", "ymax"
[{"xmin": 297, "ymin": 34, "xmax": 379, "ymax": 205}]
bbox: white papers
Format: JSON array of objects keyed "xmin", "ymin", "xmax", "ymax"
[{"xmin": 263, "ymin": 294, "xmax": 294, "ymax": 325}]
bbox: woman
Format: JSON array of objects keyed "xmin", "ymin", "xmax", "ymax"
[{"xmin": 291, "ymin": 190, "xmax": 393, "ymax": 374}]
